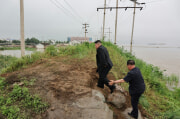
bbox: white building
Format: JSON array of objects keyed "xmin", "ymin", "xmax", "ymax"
[{"xmin": 36, "ymin": 44, "xmax": 44, "ymax": 52}]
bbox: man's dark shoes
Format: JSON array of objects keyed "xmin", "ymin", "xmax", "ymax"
[
  {"xmin": 128, "ymin": 113, "xmax": 137, "ymax": 119},
  {"xmin": 97, "ymin": 85, "xmax": 104, "ymax": 89},
  {"xmin": 110, "ymin": 85, "xmax": 116, "ymax": 93}
]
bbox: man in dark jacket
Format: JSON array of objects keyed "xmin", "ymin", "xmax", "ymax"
[
  {"xmin": 95, "ymin": 40, "xmax": 116, "ymax": 93},
  {"xmin": 109, "ymin": 60, "xmax": 145, "ymax": 119}
]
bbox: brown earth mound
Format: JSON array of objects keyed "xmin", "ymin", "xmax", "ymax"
[{"xmin": 2, "ymin": 57, "xmax": 148, "ymax": 119}]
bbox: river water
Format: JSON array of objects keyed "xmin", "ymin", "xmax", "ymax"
[
  {"xmin": 0, "ymin": 50, "xmax": 33, "ymax": 58},
  {"xmin": 119, "ymin": 45, "xmax": 180, "ymax": 88}
]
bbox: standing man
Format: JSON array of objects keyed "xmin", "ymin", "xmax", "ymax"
[
  {"xmin": 95, "ymin": 40, "xmax": 116, "ymax": 93},
  {"xmin": 109, "ymin": 60, "xmax": 145, "ymax": 119}
]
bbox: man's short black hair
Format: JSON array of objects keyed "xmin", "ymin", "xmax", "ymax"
[
  {"xmin": 94, "ymin": 40, "xmax": 101, "ymax": 44},
  {"xmin": 127, "ymin": 60, "xmax": 135, "ymax": 65}
]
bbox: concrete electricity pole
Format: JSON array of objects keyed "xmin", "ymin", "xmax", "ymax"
[
  {"xmin": 102, "ymin": 0, "xmax": 106, "ymax": 40},
  {"xmin": 130, "ymin": 0, "xmax": 136, "ymax": 54},
  {"xmin": 83, "ymin": 23, "xmax": 89, "ymax": 42},
  {"xmin": 114, "ymin": 0, "xmax": 119, "ymax": 45},
  {"xmin": 20, "ymin": 0, "xmax": 25, "ymax": 57},
  {"xmin": 97, "ymin": 5, "xmax": 143, "ymax": 46}
]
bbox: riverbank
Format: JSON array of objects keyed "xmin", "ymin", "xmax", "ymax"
[
  {"xmin": 119, "ymin": 45, "xmax": 180, "ymax": 88},
  {"xmin": 0, "ymin": 42, "xmax": 180, "ymax": 118},
  {"xmin": 119, "ymin": 45, "xmax": 180, "ymax": 76},
  {"xmin": 0, "ymin": 47, "xmax": 36, "ymax": 51}
]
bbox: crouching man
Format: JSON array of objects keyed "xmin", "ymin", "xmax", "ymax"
[{"xmin": 109, "ymin": 60, "xmax": 145, "ymax": 119}]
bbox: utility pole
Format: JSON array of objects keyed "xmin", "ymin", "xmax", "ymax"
[
  {"xmin": 20, "ymin": 0, "xmax": 25, "ymax": 57},
  {"xmin": 102, "ymin": 0, "xmax": 106, "ymax": 40},
  {"xmin": 82, "ymin": 23, "xmax": 89, "ymax": 42},
  {"xmin": 130, "ymin": 0, "xmax": 136, "ymax": 53},
  {"xmin": 97, "ymin": 6, "xmax": 143, "ymax": 49},
  {"xmin": 106, "ymin": 27, "xmax": 112, "ymax": 42},
  {"xmin": 114, "ymin": 0, "xmax": 119, "ymax": 45}
]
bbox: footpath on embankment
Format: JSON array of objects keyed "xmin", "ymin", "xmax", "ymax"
[{"xmin": 1, "ymin": 56, "xmax": 148, "ymax": 119}]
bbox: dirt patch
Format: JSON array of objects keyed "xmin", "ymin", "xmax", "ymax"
[{"xmin": 2, "ymin": 57, "xmax": 149, "ymax": 119}]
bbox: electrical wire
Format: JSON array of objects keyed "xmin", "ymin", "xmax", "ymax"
[
  {"xmin": 54, "ymin": 0, "xmax": 82, "ymax": 23},
  {"xmin": 63, "ymin": 0, "xmax": 84, "ymax": 21},
  {"xmin": 49, "ymin": 0, "xmax": 82, "ymax": 24},
  {"xmin": 145, "ymin": 0, "xmax": 169, "ymax": 4}
]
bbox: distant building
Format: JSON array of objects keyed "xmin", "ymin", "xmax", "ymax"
[
  {"xmin": 67, "ymin": 37, "xmax": 92, "ymax": 45},
  {"xmin": 36, "ymin": 44, "xmax": 44, "ymax": 49},
  {"xmin": 36, "ymin": 44, "xmax": 44, "ymax": 52},
  {"xmin": 49, "ymin": 39, "xmax": 56, "ymax": 45}
]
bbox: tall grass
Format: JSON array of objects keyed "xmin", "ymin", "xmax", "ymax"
[
  {"xmin": 0, "ymin": 55, "xmax": 17, "ymax": 73},
  {"xmin": 1, "ymin": 52, "xmax": 45, "ymax": 73}
]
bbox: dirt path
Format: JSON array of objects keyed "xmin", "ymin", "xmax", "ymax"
[{"xmin": 3, "ymin": 57, "xmax": 148, "ymax": 119}]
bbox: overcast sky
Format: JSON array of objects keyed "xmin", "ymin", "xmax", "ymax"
[{"xmin": 0, "ymin": 0, "xmax": 180, "ymax": 46}]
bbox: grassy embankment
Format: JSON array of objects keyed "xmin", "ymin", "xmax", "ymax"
[
  {"xmin": 0, "ymin": 47, "xmax": 36, "ymax": 51},
  {"xmin": 0, "ymin": 41, "xmax": 180, "ymax": 119}
]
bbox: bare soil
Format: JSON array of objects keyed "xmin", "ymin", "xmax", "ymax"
[{"xmin": 2, "ymin": 56, "xmax": 149, "ymax": 119}]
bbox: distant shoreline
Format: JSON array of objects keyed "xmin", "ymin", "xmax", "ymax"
[{"xmin": 119, "ymin": 44, "xmax": 180, "ymax": 49}]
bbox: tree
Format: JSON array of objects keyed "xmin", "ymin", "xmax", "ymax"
[
  {"xmin": 0, "ymin": 40, "xmax": 8, "ymax": 43},
  {"xmin": 25, "ymin": 37, "xmax": 40, "ymax": 45},
  {"xmin": 12, "ymin": 40, "xmax": 20, "ymax": 44}
]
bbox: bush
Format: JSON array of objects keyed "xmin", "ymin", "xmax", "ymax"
[
  {"xmin": 10, "ymin": 85, "xmax": 29, "ymax": 100},
  {"xmin": 0, "ymin": 106, "xmax": 20, "ymax": 119},
  {"xmin": 45, "ymin": 45, "xmax": 58, "ymax": 56}
]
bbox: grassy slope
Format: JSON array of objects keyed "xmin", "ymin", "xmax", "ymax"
[{"xmin": 0, "ymin": 42, "xmax": 180, "ymax": 119}]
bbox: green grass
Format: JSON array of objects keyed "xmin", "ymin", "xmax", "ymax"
[
  {"xmin": 1, "ymin": 42, "xmax": 180, "ymax": 119},
  {"xmin": 0, "ymin": 77, "xmax": 49, "ymax": 119}
]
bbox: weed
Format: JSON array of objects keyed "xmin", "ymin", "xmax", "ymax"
[
  {"xmin": 0, "ymin": 77, "xmax": 6, "ymax": 90},
  {"xmin": 0, "ymin": 77, "xmax": 49, "ymax": 118}
]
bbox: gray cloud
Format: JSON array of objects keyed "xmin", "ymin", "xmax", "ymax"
[{"xmin": 0, "ymin": 0, "xmax": 179, "ymax": 46}]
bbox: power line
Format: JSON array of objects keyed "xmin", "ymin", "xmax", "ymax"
[
  {"xmin": 49, "ymin": 0, "xmax": 82, "ymax": 24},
  {"xmin": 145, "ymin": 0, "xmax": 168, "ymax": 4},
  {"xmin": 54, "ymin": 0, "xmax": 82, "ymax": 22},
  {"xmin": 97, "ymin": 5, "xmax": 143, "ymax": 45},
  {"xmin": 49, "ymin": 0, "xmax": 70, "ymax": 17},
  {"xmin": 63, "ymin": 0, "xmax": 83, "ymax": 21}
]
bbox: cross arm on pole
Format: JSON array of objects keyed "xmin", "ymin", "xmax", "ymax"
[{"xmin": 97, "ymin": 7, "xmax": 143, "ymax": 11}]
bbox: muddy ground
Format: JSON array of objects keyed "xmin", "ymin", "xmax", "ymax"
[{"xmin": 2, "ymin": 57, "xmax": 149, "ymax": 119}]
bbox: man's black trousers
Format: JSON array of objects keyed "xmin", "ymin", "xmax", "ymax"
[
  {"xmin": 97, "ymin": 65, "xmax": 113, "ymax": 89},
  {"xmin": 130, "ymin": 93, "xmax": 143, "ymax": 119}
]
